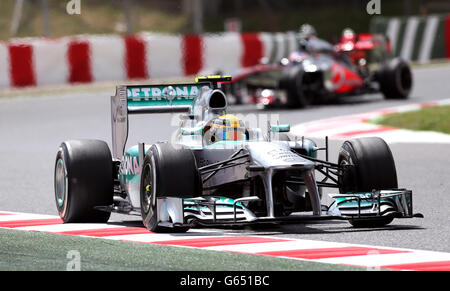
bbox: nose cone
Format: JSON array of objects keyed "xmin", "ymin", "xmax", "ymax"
[{"xmin": 246, "ymin": 142, "xmax": 315, "ymax": 170}]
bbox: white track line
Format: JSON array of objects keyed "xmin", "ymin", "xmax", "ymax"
[
  {"xmin": 105, "ymin": 233, "xmax": 224, "ymax": 243},
  {"xmin": 316, "ymin": 250, "xmax": 450, "ymax": 268},
  {"xmin": 0, "ymin": 212, "xmax": 58, "ymax": 222},
  {"xmin": 15, "ymin": 223, "xmax": 126, "ymax": 233},
  {"xmin": 204, "ymin": 239, "xmax": 352, "ymax": 253}
]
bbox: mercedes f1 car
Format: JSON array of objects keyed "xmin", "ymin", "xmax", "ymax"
[
  {"xmin": 54, "ymin": 76, "xmax": 422, "ymax": 233},
  {"xmin": 223, "ymin": 32, "xmax": 413, "ymax": 108}
]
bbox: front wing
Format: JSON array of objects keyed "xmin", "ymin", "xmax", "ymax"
[{"xmin": 155, "ymin": 189, "xmax": 423, "ymax": 228}]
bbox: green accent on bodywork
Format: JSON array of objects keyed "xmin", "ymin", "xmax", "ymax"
[
  {"xmin": 124, "ymin": 145, "xmax": 141, "ymax": 156},
  {"xmin": 119, "ymin": 144, "xmax": 153, "ymax": 204},
  {"xmin": 127, "ymin": 84, "xmax": 211, "ymax": 108},
  {"xmin": 128, "ymin": 98, "xmax": 193, "ymax": 107},
  {"xmin": 302, "ymin": 138, "xmax": 318, "ymax": 158},
  {"xmin": 204, "ymin": 140, "xmax": 248, "ymax": 149},
  {"xmin": 119, "ymin": 145, "xmax": 150, "ymax": 187},
  {"xmin": 55, "ymin": 159, "xmax": 65, "ymax": 207},
  {"xmin": 270, "ymin": 124, "xmax": 290, "ymax": 133},
  {"xmin": 336, "ymin": 192, "xmax": 375, "ymax": 202},
  {"xmin": 335, "ymin": 193, "xmax": 381, "ymax": 212},
  {"xmin": 335, "ymin": 190, "xmax": 412, "ymax": 210},
  {"xmin": 183, "ymin": 196, "xmax": 245, "ymax": 210},
  {"xmin": 181, "ymin": 127, "xmax": 203, "ymax": 136}
]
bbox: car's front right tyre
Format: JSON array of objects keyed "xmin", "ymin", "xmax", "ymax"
[{"xmin": 140, "ymin": 143, "xmax": 201, "ymax": 233}]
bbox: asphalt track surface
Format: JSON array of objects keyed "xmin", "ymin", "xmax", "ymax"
[{"xmin": 0, "ymin": 64, "xmax": 449, "ymax": 254}]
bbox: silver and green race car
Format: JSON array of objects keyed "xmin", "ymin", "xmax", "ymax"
[{"xmin": 53, "ymin": 76, "xmax": 422, "ymax": 232}]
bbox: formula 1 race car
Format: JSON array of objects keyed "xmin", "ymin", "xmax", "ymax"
[
  {"xmin": 223, "ymin": 32, "xmax": 413, "ymax": 108},
  {"xmin": 53, "ymin": 76, "xmax": 422, "ymax": 233}
]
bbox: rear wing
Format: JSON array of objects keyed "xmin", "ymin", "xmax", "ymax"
[
  {"xmin": 336, "ymin": 33, "xmax": 392, "ymax": 63},
  {"xmin": 111, "ymin": 82, "xmax": 211, "ymax": 159}
]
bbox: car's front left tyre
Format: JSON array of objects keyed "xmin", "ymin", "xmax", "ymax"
[{"xmin": 338, "ymin": 137, "xmax": 397, "ymax": 227}]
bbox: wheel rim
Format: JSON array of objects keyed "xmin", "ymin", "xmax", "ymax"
[
  {"xmin": 55, "ymin": 158, "xmax": 66, "ymax": 208},
  {"xmin": 141, "ymin": 163, "xmax": 154, "ymax": 215}
]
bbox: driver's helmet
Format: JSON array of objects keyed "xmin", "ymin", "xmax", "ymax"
[
  {"xmin": 341, "ymin": 28, "xmax": 356, "ymax": 43},
  {"xmin": 299, "ymin": 23, "xmax": 317, "ymax": 41},
  {"xmin": 206, "ymin": 114, "xmax": 246, "ymax": 144}
]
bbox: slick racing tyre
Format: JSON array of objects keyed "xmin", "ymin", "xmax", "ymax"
[
  {"xmin": 54, "ymin": 140, "xmax": 113, "ymax": 223},
  {"xmin": 338, "ymin": 137, "xmax": 398, "ymax": 227},
  {"xmin": 279, "ymin": 65, "xmax": 314, "ymax": 108},
  {"xmin": 377, "ymin": 58, "xmax": 412, "ymax": 99},
  {"xmin": 140, "ymin": 143, "xmax": 201, "ymax": 233}
]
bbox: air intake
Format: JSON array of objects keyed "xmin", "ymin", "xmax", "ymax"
[{"xmin": 207, "ymin": 89, "xmax": 227, "ymax": 110}]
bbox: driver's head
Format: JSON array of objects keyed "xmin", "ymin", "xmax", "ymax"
[
  {"xmin": 299, "ymin": 23, "xmax": 317, "ymax": 40},
  {"xmin": 208, "ymin": 114, "xmax": 246, "ymax": 143},
  {"xmin": 341, "ymin": 28, "xmax": 356, "ymax": 42}
]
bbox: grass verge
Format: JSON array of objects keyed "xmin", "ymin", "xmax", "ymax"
[{"xmin": 373, "ymin": 105, "xmax": 450, "ymax": 135}]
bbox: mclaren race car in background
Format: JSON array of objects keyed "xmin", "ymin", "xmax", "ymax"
[
  {"xmin": 223, "ymin": 31, "xmax": 413, "ymax": 108},
  {"xmin": 54, "ymin": 76, "xmax": 422, "ymax": 233}
]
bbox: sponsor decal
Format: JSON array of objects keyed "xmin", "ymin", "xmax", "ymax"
[
  {"xmin": 127, "ymin": 85, "xmax": 210, "ymax": 101},
  {"xmin": 120, "ymin": 155, "xmax": 140, "ymax": 176},
  {"xmin": 267, "ymin": 148, "xmax": 300, "ymax": 162}
]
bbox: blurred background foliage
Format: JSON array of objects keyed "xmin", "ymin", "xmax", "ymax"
[{"xmin": 1, "ymin": 0, "xmax": 450, "ymax": 41}]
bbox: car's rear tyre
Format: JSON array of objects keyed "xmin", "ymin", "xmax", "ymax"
[
  {"xmin": 279, "ymin": 66, "xmax": 313, "ymax": 108},
  {"xmin": 54, "ymin": 140, "xmax": 113, "ymax": 223},
  {"xmin": 338, "ymin": 137, "xmax": 397, "ymax": 227},
  {"xmin": 377, "ymin": 58, "xmax": 412, "ymax": 99},
  {"xmin": 140, "ymin": 143, "xmax": 201, "ymax": 233}
]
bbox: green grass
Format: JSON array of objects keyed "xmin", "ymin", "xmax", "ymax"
[
  {"xmin": 374, "ymin": 105, "xmax": 450, "ymax": 134},
  {"xmin": 0, "ymin": 228, "xmax": 365, "ymax": 271}
]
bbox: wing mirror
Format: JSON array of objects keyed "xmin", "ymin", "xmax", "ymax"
[
  {"xmin": 270, "ymin": 124, "xmax": 290, "ymax": 133},
  {"xmin": 181, "ymin": 127, "xmax": 203, "ymax": 136}
]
